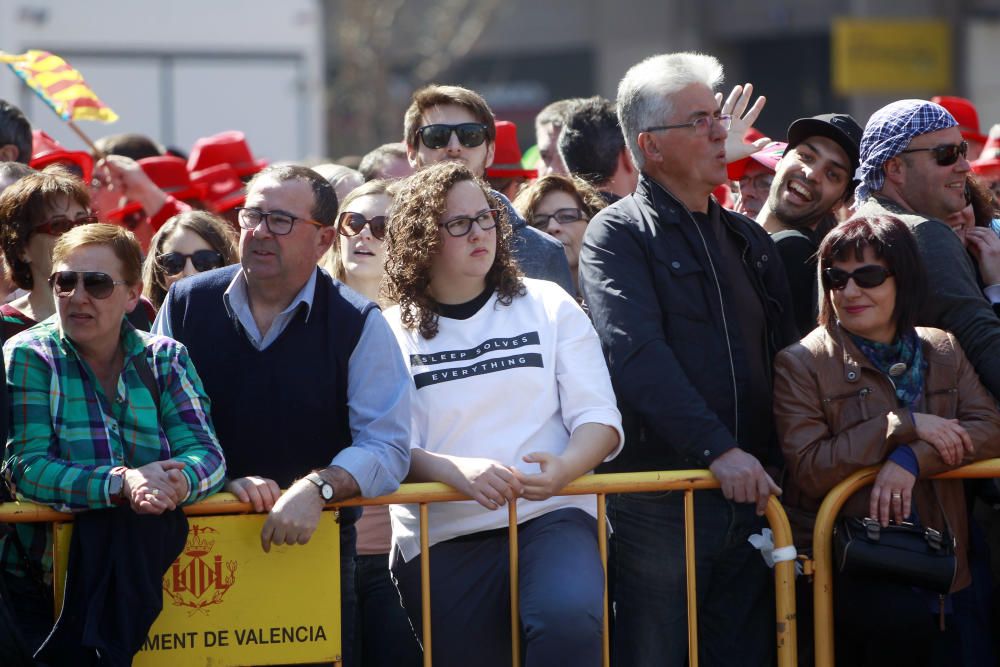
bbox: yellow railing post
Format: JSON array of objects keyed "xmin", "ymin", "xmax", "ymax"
[
  {"xmin": 508, "ymin": 502, "xmax": 520, "ymax": 667},
  {"xmin": 419, "ymin": 502, "xmax": 432, "ymax": 667},
  {"xmin": 684, "ymin": 489, "xmax": 699, "ymax": 667},
  {"xmin": 597, "ymin": 493, "xmax": 610, "ymax": 667}
]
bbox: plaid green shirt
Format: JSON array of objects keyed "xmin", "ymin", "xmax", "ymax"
[{"xmin": 1, "ymin": 318, "xmax": 226, "ymax": 579}]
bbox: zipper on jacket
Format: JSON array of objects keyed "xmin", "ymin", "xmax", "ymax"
[
  {"xmin": 687, "ymin": 207, "xmax": 740, "ymax": 443},
  {"xmin": 858, "ymin": 387, "xmax": 871, "ymax": 420}
]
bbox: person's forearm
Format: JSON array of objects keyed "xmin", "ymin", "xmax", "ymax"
[
  {"xmin": 317, "ymin": 465, "xmax": 362, "ymax": 502},
  {"xmin": 559, "ymin": 423, "xmax": 620, "ymax": 483}
]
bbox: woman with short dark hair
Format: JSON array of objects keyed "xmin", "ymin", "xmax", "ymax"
[{"xmin": 774, "ymin": 214, "xmax": 1000, "ymax": 665}]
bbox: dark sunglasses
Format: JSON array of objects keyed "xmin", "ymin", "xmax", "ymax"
[
  {"xmin": 531, "ymin": 208, "xmax": 586, "ymax": 229},
  {"xmin": 34, "ymin": 214, "xmax": 98, "ymax": 236},
  {"xmin": 338, "ymin": 212, "xmax": 387, "ymax": 240},
  {"xmin": 158, "ymin": 250, "xmax": 225, "ymax": 276},
  {"xmin": 416, "ymin": 123, "xmax": 489, "ymax": 150},
  {"xmin": 48, "ymin": 271, "xmax": 126, "ymax": 299},
  {"xmin": 823, "ymin": 265, "xmax": 894, "ymax": 291},
  {"xmin": 899, "ymin": 140, "xmax": 968, "ymax": 166}
]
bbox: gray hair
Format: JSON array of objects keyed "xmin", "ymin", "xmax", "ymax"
[{"xmin": 616, "ymin": 52, "xmax": 724, "ymax": 169}]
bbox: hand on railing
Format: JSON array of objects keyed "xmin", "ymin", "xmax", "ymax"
[
  {"xmin": 453, "ymin": 456, "xmax": 523, "ymax": 510},
  {"xmin": 869, "ymin": 461, "xmax": 916, "ymax": 527},
  {"xmin": 225, "ymin": 476, "xmax": 281, "ymax": 512},
  {"xmin": 912, "ymin": 412, "xmax": 974, "ymax": 466},
  {"xmin": 123, "ymin": 460, "xmax": 187, "ymax": 514},
  {"xmin": 709, "ymin": 447, "xmax": 782, "ymax": 516}
]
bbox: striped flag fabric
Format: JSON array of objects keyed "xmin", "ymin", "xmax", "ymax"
[{"xmin": 0, "ymin": 50, "xmax": 118, "ymax": 123}]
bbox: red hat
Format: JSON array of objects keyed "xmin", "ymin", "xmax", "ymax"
[
  {"xmin": 190, "ymin": 163, "xmax": 245, "ymax": 212},
  {"xmin": 139, "ymin": 156, "xmax": 207, "ymax": 202},
  {"xmin": 486, "ymin": 121, "xmax": 537, "ymax": 180},
  {"xmin": 187, "ymin": 131, "xmax": 267, "ymax": 179},
  {"xmin": 29, "ymin": 130, "xmax": 94, "ymax": 184},
  {"xmin": 727, "ymin": 141, "xmax": 787, "ymax": 180},
  {"xmin": 743, "ymin": 127, "xmax": 767, "ymax": 143},
  {"xmin": 932, "ymin": 96, "xmax": 989, "ymax": 145},
  {"xmin": 972, "ymin": 124, "xmax": 1000, "ymax": 175},
  {"xmin": 712, "ymin": 183, "xmax": 734, "ymax": 209}
]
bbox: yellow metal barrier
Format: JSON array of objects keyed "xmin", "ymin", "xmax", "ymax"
[
  {"xmin": 811, "ymin": 458, "xmax": 1000, "ymax": 667},
  {"xmin": 0, "ymin": 470, "xmax": 799, "ymax": 667}
]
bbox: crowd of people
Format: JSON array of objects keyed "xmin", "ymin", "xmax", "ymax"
[{"xmin": 0, "ymin": 47, "xmax": 999, "ymax": 667}]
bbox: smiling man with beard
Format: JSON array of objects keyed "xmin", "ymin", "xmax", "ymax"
[
  {"xmin": 757, "ymin": 114, "xmax": 862, "ymax": 336},
  {"xmin": 854, "ymin": 99, "xmax": 1000, "ymax": 399}
]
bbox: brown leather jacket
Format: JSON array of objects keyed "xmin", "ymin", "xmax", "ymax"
[{"xmin": 773, "ymin": 325, "xmax": 1000, "ymax": 591}]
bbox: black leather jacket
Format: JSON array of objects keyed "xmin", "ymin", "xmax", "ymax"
[{"xmin": 580, "ymin": 174, "xmax": 797, "ymax": 472}]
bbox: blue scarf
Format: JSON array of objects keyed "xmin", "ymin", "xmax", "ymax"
[{"xmin": 847, "ymin": 328, "xmax": 926, "ymax": 407}]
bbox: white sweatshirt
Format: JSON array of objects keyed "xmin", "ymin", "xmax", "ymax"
[{"xmin": 384, "ymin": 278, "xmax": 624, "ymax": 563}]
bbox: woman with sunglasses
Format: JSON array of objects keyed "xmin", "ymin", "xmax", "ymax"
[
  {"xmin": 1, "ymin": 223, "xmax": 226, "ymax": 654},
  {"xmin": 773, "ymin": 215, "xmax": 1000, "ymax": 665},
  {"xmin": 142, "ymin": 210, "xmax": 238, "ymax": 310},
  {"xmin": 0, "ymin": 166, "xmax": 98, "ymax": 339},
  {"xmin": 512, "ymin": 174, "xmax": 605, "ymax": 297},
  {"xmin": 321, "ymin": 179, "xmax": 390, "ymax": 303},
  {"xmin": 382, "ymin": 161, "xmax": 622, "ymax": 667}
]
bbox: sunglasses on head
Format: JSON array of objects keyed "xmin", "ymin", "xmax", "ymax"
[
  {"xmin": 899, "ymin": 140, "xmax": 968, "ymax": 166},
  {"xmin": 823, "ymin": 265, "xmax": 894, "ymax": 291},
  {"xmin": 338, "ymin": 212, "xmax": 387, "ymax": 240},
  {"xmin": 48, "ymin": 271, "xmax": 126, "ymax": 299},
  {"xmin": 416, "ymin": 123, "xmax": 489, "ymax": 150},
  {"xmin": 34, "ymin": 214, "xmax": 98, "ymax": 236},
  {"xmin": 158, "ymin": 250, "xmax": 225, "ymax": 276}
]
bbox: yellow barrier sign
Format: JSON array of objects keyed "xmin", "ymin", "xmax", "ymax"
[
  {"xmin": 832, "ymin": 18, "xmax": 952, "ymax": 94},
  {"xmin": 52, "ymin": 511, "xmax": 342, "ymax": 666}
]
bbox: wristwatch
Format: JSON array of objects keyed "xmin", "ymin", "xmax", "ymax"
[
  {"xmin": 304, "ymin": 472, "xmax": 335, "ymax": 502},
  {"xmin": 108, "ymin": 466, "xmax": 128, "ymax": 503}
]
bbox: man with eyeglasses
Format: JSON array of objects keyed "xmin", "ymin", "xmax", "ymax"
[
  {"xmin": 403, "ymin": 84, "xmax": 575, "ymax": 294},
  {"xmin": 153, "ymin": 164, "xmax": 411, "ymax": 667},
  {"xmin": 854, "ymin": 99, "xmax": 1000, "ymax": 399},
  {"xmin": 757, "ymin": 113, "xmax": 862, "ymax": 337},
  {"xmin": 579, "ymin": 52, "xmax": 797, "ymax": 666}
]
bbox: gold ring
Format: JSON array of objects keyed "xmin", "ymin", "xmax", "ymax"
[
  {"xmin": 891, "ymin": 492, "xmax": 901, "ymax": 499},
  {"xmin": 151, "ymin": 488, "xmax": 160, "ymax": 496}
]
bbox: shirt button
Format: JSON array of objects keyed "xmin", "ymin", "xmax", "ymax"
[
  {"xmin": 755, "ymin": 260, "xmax": 763, "ymax": 268},
  {"xmin": 110, "ymin": 423, "xmax": 119, "ymax": 432},
  {"xmin": 847, "ymin": 371, "xmax": 857, "ymax": 380},
  {"xmin": 703, "ymin": 449, "xmax": 711, "ymax": 457},
  {"xmin": 762, "ymin": 254, "xmax": 769, "ymax": 262},
  {"xmin": 671, "ymin": 261, "xmax": 681, "ymax": 269}
]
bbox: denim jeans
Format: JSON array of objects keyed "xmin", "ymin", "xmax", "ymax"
[
  {"xmin": 392, "ymin": 508, "xmax": 604, "ymax": 667},
  {"xmin": 356, "ymin": 553, "xmax": 421, "ymax": 667},
  {"xmin": 608, "ymin": 490, "xmax": 775, "ymax": 667}
]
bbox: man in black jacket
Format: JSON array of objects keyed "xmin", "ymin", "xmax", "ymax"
[{"xmin": 579, "ymin": 52, "xmax": 797, "ymax": 667}]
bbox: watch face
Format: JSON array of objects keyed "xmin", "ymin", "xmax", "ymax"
[{"xmin": 320, "ymin": 484, "xmax": 334, "ymax": 501}]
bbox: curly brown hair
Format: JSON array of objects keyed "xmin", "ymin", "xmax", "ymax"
[
  {"xmin": 0, "ymin": 165, "xmax": 91, "ymax": 290},
  {"xmin": 511, "ymin": 174, "xmax": 606, "ymax": 229},
  {"xmin": 383, "ymin": 161, "xmax": 524, "ymax": 339}
]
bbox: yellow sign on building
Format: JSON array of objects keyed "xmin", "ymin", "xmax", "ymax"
[
  {"xmin": 832, "ymin": 18, "xmax": 952, "ymax": 94},
  {"xmin": 52, "ymin": 511, "xmax": 342, "ymax": 666}
]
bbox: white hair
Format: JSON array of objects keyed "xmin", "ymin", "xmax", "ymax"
[{"xmin": 616, "ymin": 52, "xmax": 724, "ymax": 169}]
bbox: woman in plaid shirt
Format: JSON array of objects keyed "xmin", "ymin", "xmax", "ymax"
[{"xmin": 1, "ymin": 223, "xmax": 226, "ymax": 653}]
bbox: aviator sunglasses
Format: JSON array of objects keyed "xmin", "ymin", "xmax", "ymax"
[
  {"xmin": 48, "ymin": 271, "xmax": 126, "ymax": 299},
  {"xmin": 899, "ymin": 140, "xmax": 968, "ymax": 167},
  {"xmin": 416, "ymin": 123, "xmax": 489, "ymax": 150},
  {"xmin": 823, "ymin": 265, "xmax": 894, "ymax": 291},
  {"xmin": 158, "ymin": 250, "xmax": 225, "ymax": 276},
  {"xmin": 338, "ymin": 212, "xmax": 387, "ymax": 240}
]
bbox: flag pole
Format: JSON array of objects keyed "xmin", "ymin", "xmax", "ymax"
[{"xmin": 66, "ymin": 119, "xmax": 106, "ymax": 159}]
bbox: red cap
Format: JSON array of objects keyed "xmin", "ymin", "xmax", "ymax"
[
  {"xmin": 486, "ymin": 121, "xmax": 537, "ymax": 180},
  {"xmin": 971, "ymin": 124, "xmax": 1000, "ymax": 176},
  {"xmin": 190, "ymin": 163, "xmax": 245, "ymax": 212},
  {"xmin": 188, "ymin": 131, "xmax": 267, "ymax": 179},
  {"xmin": 932, "ymin": 96, "xmax": 989, "ymax": 145},
  {"xmin": 727, "ymin": 142, "xmax": 787, "ymax": 180},
  {"xmin": 712, "ymin": 183, "xmax": 734, "ymax": 209},
  {"xmin": 29, "ymin": 130, "xmax": 94, "ymax": 184},
  {"xmin": 743, "ymin": 127, "xmax": 767, "ymax": 143},
  {"xmin": 138, "ymin": 156, "xmax": 207, "ymax": 202}
]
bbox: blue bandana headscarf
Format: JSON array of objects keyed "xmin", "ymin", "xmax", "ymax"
[{"xmin": 855, "ymin": 99, "xmax": 957, "ymax": 203}]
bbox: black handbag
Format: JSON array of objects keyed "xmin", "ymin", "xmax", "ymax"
[{"xmin": 833, "ymin": 516, "xmax": 957, "ymax": 594}]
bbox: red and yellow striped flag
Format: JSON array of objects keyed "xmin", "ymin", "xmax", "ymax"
[{"xmin": 0, "ymin": 50, "xmax": 118, "ymax": 123}]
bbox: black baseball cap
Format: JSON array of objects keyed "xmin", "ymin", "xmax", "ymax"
[{"xmin": 786, "ymin": 113, "xmax": 863, "ymax": 177}]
